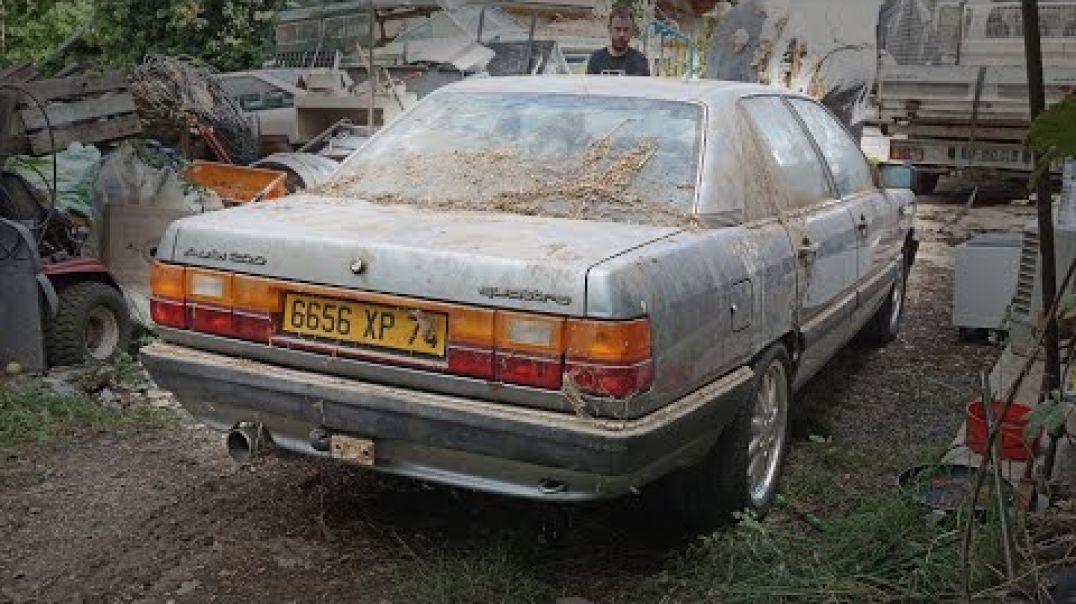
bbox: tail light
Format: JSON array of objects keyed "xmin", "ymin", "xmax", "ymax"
[
  {"xmin": 151, "ymin": 261, "xmax": 654, "ymax": 400},
  {"xmin": 890, "ymin": 145, "xmax": 923, "ymax": 162},
  {"xmin": 150, "ymin": 262, "xmax": 280, "ymax": 343},
  {"xmin": 565, "ymin": 319, "xmax": 653, "ymax": 399}
]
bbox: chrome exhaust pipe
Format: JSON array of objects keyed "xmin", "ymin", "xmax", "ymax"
[{"xmin": 227, "ymin": 423, "xmax": 264, "ymax": 463}]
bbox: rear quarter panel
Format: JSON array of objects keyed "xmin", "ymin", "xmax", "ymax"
[{"xmin": 586, "ymin": 223, "xmax": 796, "ymax": 414}]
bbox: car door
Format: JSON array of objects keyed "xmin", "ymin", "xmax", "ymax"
[
  {"xmin": 740, "ymin": 96, "xmax": 859, "ymax": 385},
  {"xmin": 788, "ymin": 98, "xmax": 902, "ymax": 329}
]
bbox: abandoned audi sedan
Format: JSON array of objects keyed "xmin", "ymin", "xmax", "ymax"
[{"xmin": 142, "ymin": 77, "xmax": 917, "ymax": 527}]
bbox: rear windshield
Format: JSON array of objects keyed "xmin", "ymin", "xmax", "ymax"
[{"xmin": 326, "ymin": 91, "xmax": 703, "ymax": 227}]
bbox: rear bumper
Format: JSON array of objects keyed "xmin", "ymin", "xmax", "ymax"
[{"xmin": 141, "ymin": 341, "xmax": 753, "ymax": 502}]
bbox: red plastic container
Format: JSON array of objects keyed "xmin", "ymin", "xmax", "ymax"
[{"xmin": 965, "ymin": 401, "xmax": 1041, "ymax": 461}]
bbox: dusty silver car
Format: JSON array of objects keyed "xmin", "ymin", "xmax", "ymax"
[{"xmin": 142, "ymin": 76, "xmax": 917, "ymax": 527}]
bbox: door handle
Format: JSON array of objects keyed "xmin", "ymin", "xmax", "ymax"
[{"xmin": 856, "ymin": 215, "xmax": 869, "ymax": 236}]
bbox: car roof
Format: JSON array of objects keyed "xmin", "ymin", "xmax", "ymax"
[{"xmin": 441, "ymin": 75, "xmax": 802, "ymax": 106}]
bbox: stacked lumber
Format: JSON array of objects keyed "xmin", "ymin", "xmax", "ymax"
[{"xmin": 15, "ymin": 71, "xmax": 141, "ymax": 155}]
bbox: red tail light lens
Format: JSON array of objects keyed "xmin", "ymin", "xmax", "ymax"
[
  {"xmin": 232, "ymin": 311, "xmax": 274, "ymax": 342},
  {"xmin": 447, "ymin": 346, "xmax": 495, "ymax": 379},
  {"xmin": 495, "ymin": 353, "xmax": 563, "ymax": 389},
  {"xmin": 186, "ymin": 303, "xmax": 233, "ymax": 336},
  {"xmin": 150, "ymin": 297, "xmax": 187, "ymax": 328},
  {"xmin": 565, "ymin": 360, "xmax": 654, "ymax": 399}
]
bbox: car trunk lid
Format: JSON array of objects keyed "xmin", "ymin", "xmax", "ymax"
[{"xmin": 163, "ymin": 194, "xmax": 682, "ymax": 315}]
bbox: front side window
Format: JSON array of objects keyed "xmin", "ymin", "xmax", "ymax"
[
  {"xmin": 789, "ymin": 99, "xmax": 874, "ymax": 198},
  {"xmin": 331, "ymin": 92, "xmax": 703, "ymax": 226},
  {"xmin": 741, "ymin": 96, "xmax": 831, "ymax": 213}
]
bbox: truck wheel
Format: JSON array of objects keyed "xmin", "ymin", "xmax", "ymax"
[
  {"xmin": 913, "ymin": 173, "xmax": 939, "ymax": 196},
  {"xmin": 45, "ymin": 281, "xmax": 132, "ymax": 367},
  {"xmin": 863, "ymin": 256, "xmax": 907, "ymax": 346},
  {"xmin": 662, "ymin": 345, "xmax": 791, "ymax": 529}
]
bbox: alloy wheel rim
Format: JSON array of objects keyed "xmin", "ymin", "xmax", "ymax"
[{"xmin": 748, "ymin": 360, "xmax": 788, "ymax": 507}]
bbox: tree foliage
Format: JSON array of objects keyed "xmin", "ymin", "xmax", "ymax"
[
  {"xmin": 92, "ymin": 0, "xmax": 287, "ymax": 72},
  {"xmin": 1028, "ymin": 93, "xmax": 1076, "ymax": 160},
  {"xmin": 0, "ymin": 0, "xmax": 93, "ymax": 67},
  {"xmin": 0, "ymin": 0, "xmax": 308, "ymax": 73}
]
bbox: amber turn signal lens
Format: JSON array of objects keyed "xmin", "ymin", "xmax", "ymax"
[
  {"xmin": 566, "ymin": 318, "xmax": 651, "ymax": 363},
  {"xmin": 448, "ymin": 308, "xmax": 496, "ymax": 347},
  {"xmin": 150, "ymin": 261, "xmax": 186, "ymax": 300},
  {"xmin": 233, "ymin": 275, "xmax": 282, "ymax": 312}
]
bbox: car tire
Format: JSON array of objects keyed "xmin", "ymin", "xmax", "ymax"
[
  {"xmin": 661, "ymin": 345, "xmax": 791, "ymax": 530},
  {"xmin": 863, "ymin": 256, "xmax": 907, "ymax": 346},
  {"xmin": 45, "ymin": 281, "xmax": 132, "ymax": 367}
]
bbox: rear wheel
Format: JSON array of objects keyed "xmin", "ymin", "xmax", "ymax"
[
  {"xmin": 45, "ymin": 281, "xmax": 132, "ymax": 367},
  {"xmin": 662, "ymin": 345, "xmax": 791, "ymax": 529}
]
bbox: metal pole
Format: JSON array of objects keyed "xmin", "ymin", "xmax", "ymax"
[
  {"xmin": 1021, "ymin": 0, "xmax": 1062, "ymax": 462},
  {"xmin": 524, "ymin": 12, "xmax": 537, "ymax": 75},
  {"xmin": 368, "ymin": 0, "xmax": 376, "ymax": 130},
  {"xmin": 476, "ymin": 6, "xmax": 485, "ymax": 44}
]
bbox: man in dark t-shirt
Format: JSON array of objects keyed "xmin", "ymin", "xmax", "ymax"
[{"xmin": 586, "ymin": 6, "xmax": 650, "ymax": 76}]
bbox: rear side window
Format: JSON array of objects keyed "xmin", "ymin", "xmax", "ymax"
[
  {"xmin": 789, "ymin": 99, "xmax": 875, "ymax": 198},
  {"xmin": 741, "ymin": 96, "xmax": 832, "ymax": 212}
]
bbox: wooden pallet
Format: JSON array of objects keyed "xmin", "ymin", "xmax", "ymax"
[{"xmin": 16, "ymin": 71, "xmax": 141, "ymax": 155}]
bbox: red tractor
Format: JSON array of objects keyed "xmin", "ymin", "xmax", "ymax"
[{"xmin": 0, "ymin": 168, "xmax": 131, "ymax": 372}]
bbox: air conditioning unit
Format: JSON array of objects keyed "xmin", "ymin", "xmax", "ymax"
[
  {"xmin": 1008, "ymin": 215, "xmax": 1076, "ymax": 356},
  {"xmin": 953, "ymin": 232, "xmax": 1022, "ymax": 332}
]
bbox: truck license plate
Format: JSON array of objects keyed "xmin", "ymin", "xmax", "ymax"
[{"xmin": 282, "ymin": 293, "xmax": 447, "ymax": 357}]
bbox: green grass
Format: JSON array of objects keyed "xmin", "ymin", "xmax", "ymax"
[
  {"xmin": 628, "ymin": 441, "xmax": 1010, "ymax": 603},
  {"xmin": 393, "ymin": 537, "xmax": 557, "ymax": 604},
  {"xmin": 0, "ymin": 383, "xmax": 173, "ymax": 457}
]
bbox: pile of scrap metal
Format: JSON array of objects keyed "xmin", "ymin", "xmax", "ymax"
[
  {"xmin": 0, "ymin": 64, "xmax": 291, "ymax": 374},
  {"xmin": 705, "ymin": 0, "xmax": 884, "ymax": 136},
  {"xmin": 130, "ymin": 55, "xmax": 259, "ymax": 165},
  {"xmin": 215, "ymin": 0, "xmax": 592, "ymax": 158}
]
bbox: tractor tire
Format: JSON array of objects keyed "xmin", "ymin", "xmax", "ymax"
[{"xmin": 45, "ymin": 281, "xmax": 132, "ymax": 367}]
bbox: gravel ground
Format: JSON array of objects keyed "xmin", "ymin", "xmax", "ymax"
[{"xmin": 0, "ymin": 190, "xmax": 1037, "ymax": 603}]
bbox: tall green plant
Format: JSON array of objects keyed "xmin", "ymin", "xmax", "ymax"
[{"xmin": 1027, "ymin": 93, "xmax": 1076, "ymax": 180}]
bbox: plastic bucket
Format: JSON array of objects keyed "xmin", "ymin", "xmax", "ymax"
[{"xmin": 965, "ymin": 401, "xmax": 1040, "ymax": 461}]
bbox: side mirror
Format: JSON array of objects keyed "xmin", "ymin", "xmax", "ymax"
[{"xmin": 877, "ymin": 163, "xmax": 918, "ymax": 190}]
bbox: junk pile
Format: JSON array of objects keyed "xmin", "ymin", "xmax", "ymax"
[
  {"xmin": 705, "ymin": 0, "xmax": 884, "ymax": 134},
  {"xmin": 0, "ymin": 61, "xmax": 296, "ymax": 352},
  {"xmin": 130, "ymin": 55, "xmax": 259, "ymax": 165}
]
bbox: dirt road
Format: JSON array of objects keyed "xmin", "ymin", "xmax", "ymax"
[{"xmin": 0, "ymin": 190, "xmax": 1034, "ymax": 603}]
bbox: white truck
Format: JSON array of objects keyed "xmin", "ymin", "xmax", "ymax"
[{"xmin": 872, "ymin": 0, "xmax": 1076, "ymax": 194}]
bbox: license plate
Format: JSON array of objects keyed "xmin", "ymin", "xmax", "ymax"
[
  {"xmin": 282, "ymin": 293, "xmax": 447, "ymax": 357},
  {"xmin": 331, "ymin": 434, "xmax": 375, "ymax": 467},
  {"xmin": 976, "ymin": 148, "xmax": 1020, "ymax": 164}
]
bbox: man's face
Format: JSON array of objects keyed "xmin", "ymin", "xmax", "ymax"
[{"xmin": 608, "ymin": 15, "xmax": 633, "ymax": 53}]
